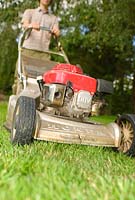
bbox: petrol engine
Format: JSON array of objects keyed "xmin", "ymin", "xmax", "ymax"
[{"xmin": 37, "ymin": 64, "xmax": 113, "ymax": 119}]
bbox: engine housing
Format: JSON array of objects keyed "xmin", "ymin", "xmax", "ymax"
[
  {"xmin": 38, "ymin": 63, "xmax": 113, "ymax": 119},
  {"xmin": 43, "ymin": 63, "xmax": 97, "ymax": 94},
  {"xmin": 41, "ymin": 83, "xmax": 94, "ymax": 118}
]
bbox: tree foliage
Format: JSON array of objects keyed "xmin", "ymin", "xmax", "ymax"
[{"xmin": 59, "ymin": 0, "xmax": 135, "ymax": 113}]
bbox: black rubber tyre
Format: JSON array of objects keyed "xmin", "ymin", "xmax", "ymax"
[
  {"xmin": 11, "ymin": 96, "xmax": 36, "ymax": 145},
  {"xmin": 116, "ymin": 114, "xmax": 135, "ymax": 156}
]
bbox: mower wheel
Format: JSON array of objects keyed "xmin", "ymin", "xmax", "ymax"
[
  {"xmin": 117, "ymin": 114, "xmax": 135, "ymax": 156},
  {"xmin": 11, "ymin": 96, "xmax": 36, "ymax": 145}
]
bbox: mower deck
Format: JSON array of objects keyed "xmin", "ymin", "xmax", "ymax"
[
  {"xmin": 35, "ymin": 111, "xmax": 121, "ymax": 147},
  {"xmin": 5, "ymin": 95, "xmax": 121, "ymax": 147}
]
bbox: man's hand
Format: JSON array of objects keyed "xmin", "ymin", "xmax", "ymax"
[
  {"xmin": 22, "ymin": 21, "xmax": 40, "ymax": 30},
  {"xmin": 51, "ymin": 26, "xmax": 60, "ymax": 37},
  {"xmin": 28, "ymin": 23, "xmax": 40, "ymax": 30}
]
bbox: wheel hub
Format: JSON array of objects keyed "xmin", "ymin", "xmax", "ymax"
[{"xmin": 119, "ymin": 120, "xmax": 133, "ymax": 153}]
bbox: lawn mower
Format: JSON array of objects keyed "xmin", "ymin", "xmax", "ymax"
[{"xmin": 5, "ymin": 27, "xmax": 135, "ymax": 156}]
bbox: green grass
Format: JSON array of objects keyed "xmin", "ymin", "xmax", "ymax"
[
  {"xmin": 91, "ymin": 115, "xmax": 116, "ymax": 124},
  {"xmin": 0, "ymin": 101, "xmax": 135, "ymax": 200}
]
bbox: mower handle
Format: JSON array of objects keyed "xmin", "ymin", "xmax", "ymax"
[
  {"xmin": 19, "ymin": 26, "xmax": 60, "ymax": 49},
  {"xmin": 40, "ymin": 26, "xmax": 51, "ymax": 32},
  {"xmin": 39, "ymin": 26, "xmax": 69, "ymax": 62},
  {"xmin": 17, "ymin": 27, "xmax": 69, "ymax": 82}
]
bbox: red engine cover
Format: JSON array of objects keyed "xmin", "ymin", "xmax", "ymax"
[
  {"xmin": 43, "ymin": 64, "xmax": 97, "ymax": 93},
  {"xmin": 53, "ymin": 63, "xmax": 83, "ymax": 74}
]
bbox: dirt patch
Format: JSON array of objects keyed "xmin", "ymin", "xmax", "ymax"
[{"xmin": 0, "ymin": 93, "xmax": 6, "ymax": 101}]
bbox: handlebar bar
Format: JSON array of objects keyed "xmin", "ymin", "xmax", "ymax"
[
  {"xmin": 19, "ymin": 26, "xmax": 66, "ymax": 54},
  {"xmin": 40, "ymin": 26, "xmax": 51, "ymax": 32},
  {"xmin": 20, "ymin": 26, "xmax": 56, "ymax": 46}
]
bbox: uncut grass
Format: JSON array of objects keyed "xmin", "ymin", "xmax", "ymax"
[{"xmin": 0, "ymin": 102, "xmax": 135, "ymax": 200}]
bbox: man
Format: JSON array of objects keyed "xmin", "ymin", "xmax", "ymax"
[
  {"xmin": 12, "ymin": 0, "xmax": 60, "ymax": 94},
  {"xmin": 22, "ymin": 0, "xmax": 60, "ymax": 51}
]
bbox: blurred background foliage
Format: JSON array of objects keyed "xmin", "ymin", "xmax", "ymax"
[{"xmin": 0, "ymin": 0, "xmax": 135, "ymax": 114}]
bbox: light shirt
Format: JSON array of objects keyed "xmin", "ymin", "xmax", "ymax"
[{"xmin": 22, "ymin": 7, "xmax": 59, "ymax": 51}]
